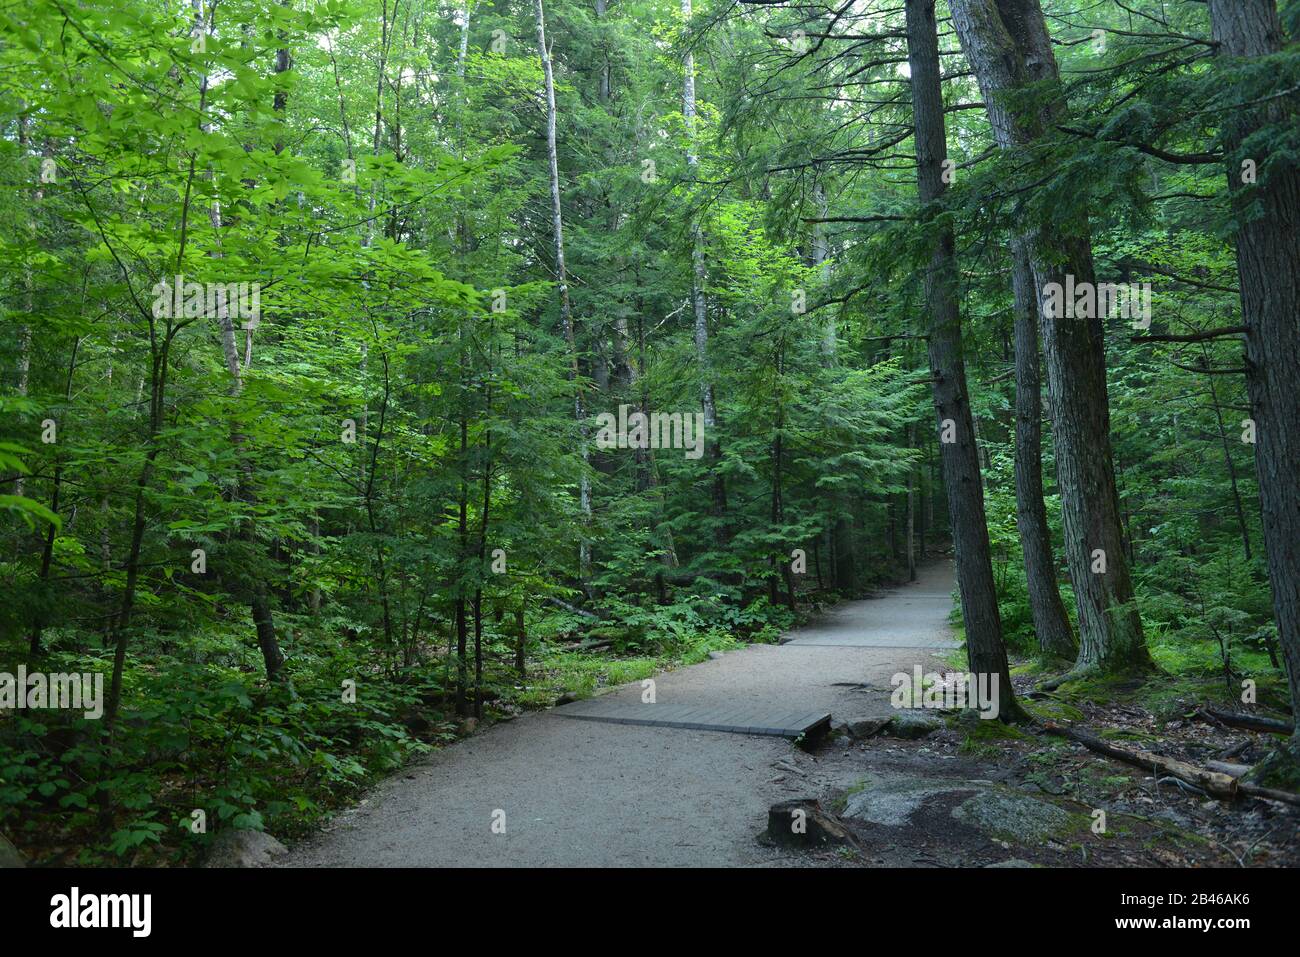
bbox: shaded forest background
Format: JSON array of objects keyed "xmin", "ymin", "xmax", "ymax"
[{"xmin": 1, "ymin": 0, "xmax": 1297, "ymax": 864}]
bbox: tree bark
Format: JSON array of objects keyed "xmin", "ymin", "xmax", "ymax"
[
  {"xmin": 906, "ymin": 0, "xmax": 1022, "ymax": 722},
  {"xmin": 1010, "ymin": 240, "xmax": 1076, "ymax": 659},
  {"xmin": 682, "ymin": 0, "xmax": 714, "ymax": 432},
  {"xmin": 906, "ymin": 422, "xmax": 917, "ymax": 583},
  {"xmin": 948, "ymin": 0, "xmax": 1150, "ymax": 674},
  {"xmin": 682, "ymin": 0, "xmax": 726, "ymax": 518},
  {"xmin": 1206, "ymin": 0, "xmax": 1300, "ymax": 756}
]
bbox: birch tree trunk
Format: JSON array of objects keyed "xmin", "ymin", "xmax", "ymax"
[
  {"xmin": 457, "ymin": 0, "xmax": 471, "ymax": 80},
  {"xmin": 905, "ymin": 0, "xmax": 1022, "ymax": 721},
  {"xmin": 535, "ymin": 0, "xmax": 592, "ymax": 579}
]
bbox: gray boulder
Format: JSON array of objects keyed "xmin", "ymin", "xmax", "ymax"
[
  {"xmin": 847, "ymin": 717, "xmax": 890, "ymax": 739},
  {"xmin": 952, "ymin": 791, "xmax": 1072, "ymax": 843}
]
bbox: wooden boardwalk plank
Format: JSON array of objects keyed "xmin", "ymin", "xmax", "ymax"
[{"xmin": 555, "ymin": 700, "xmax": 831, "ymax": 739}]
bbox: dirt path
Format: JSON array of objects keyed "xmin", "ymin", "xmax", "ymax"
[{"xmin": 282, "ymin": 563, "xmax": 959, "ymax": 867}]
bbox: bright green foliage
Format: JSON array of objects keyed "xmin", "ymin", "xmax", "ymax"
[{"xmin": 2, "ymin": 0, "xmax": 1295, "ymax": 863}]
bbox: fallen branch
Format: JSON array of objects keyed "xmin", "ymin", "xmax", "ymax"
[
  {"xmin": 1131, "ymin": 325, "xmax": 1246, "ymax": 344},
  {"xmin": 545, "ymin": 596, "xmax": 601, "ymax": 621},
  {"xmin": 1238, "ymin": 782, "xmax": 1300, "ymax": 808},
  {"xmin": 1042, "ymin": 721, "xmax": 1300, "ymax": 808},
  {"xmin": 1170, "ymin": 361, "xmax": 1246, "ymax": 376},
  {"xmin": 1198, "ymin": 706, "xmax": 1293, "ymax": 736},
  {"xmin": 1041, "ymin": 721, "xmax": 1238, "ymax": 799},
  {"xmin": 1215, "ymin": 739, "xmax": 1252, "ymax": 760}
]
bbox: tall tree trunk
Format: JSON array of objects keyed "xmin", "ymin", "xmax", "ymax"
[
  {"xmin": 682, "ymin": 0, "xmax": 712, "ymax": 429},
  {"xmin": 682, "ymin": 0, "xmax": 725, "ymax": 517},
  {"xmin": 473, "ymin": 370, "xmax": 494, "ymax": 719},
  {"xmin": 535, "ymin": 0, "xmax": 592, "ymax": 581},
  {"xmin": 948, "ymin": 0, "xmax": 1149, "ymax": 674},
  {"xmin": 1206, "ymin": 0, "xmax": 1300, "ymax": 756},
  {"xmin": 13, "ymin": 117, "xmax": 45, "ymax": 501},
  {"xmin": 514, "ymin": 606, "xmax": 527, "ymax": 677},
  {"xmin": 457, "ymin": 0, "xmax": 471, "ymax": 80},
  {"xmin": 906, "ymin": 422, "xmax": 917, "ymax": 583},
  {"xmin": 812, "ymin": 182, "xmax": 834, "ymax": 361},
  {"xmin": 1011, "ymin": 241, "xmax": 1076, "ymax": 659},
  {"xmin": 595, "ymin": 0, "xmax": 611, "ymax": 102},
  {"xmin": 770, "ymin": 353, "xmax": 796, "ymax": 610},
  {"xmin": 906, "ymin": 0, "xmax": 1022, "ymax": 721},
  {"xmin": 455, "ymin": 402, "xmax": 470, "ymax": 718}
]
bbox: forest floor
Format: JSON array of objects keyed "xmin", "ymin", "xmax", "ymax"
[{"xmin": 281, "ymin": 562, "xmax": 1298, "ymax": 868}]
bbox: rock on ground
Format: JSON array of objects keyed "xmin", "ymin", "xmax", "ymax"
[
  {"xmin": 204, "ymin": 829, "xmax": 289, "ymax": 868},
  {"xmin": 842, "ymin": 772, "xmax": 968, "ymax": 827},
  {"xmin": 951, "ymin": 790, "xmax": 1072, "ymax": 843},
  {"xmin": 884, "ymin": 710, "xmax": 945, "ymax": 739}
]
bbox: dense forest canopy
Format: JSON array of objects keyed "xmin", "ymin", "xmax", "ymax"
[{"xmin": 1, "ymin": 0, "xmax": 1298, "ymax": 864}]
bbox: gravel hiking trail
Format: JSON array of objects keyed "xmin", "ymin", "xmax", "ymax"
[{"xmin": 282, "ymin": 562, "xmax": 959, "ymax": 867}]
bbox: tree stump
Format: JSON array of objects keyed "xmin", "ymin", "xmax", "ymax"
[{"xmin": 766, "ymin": 799, "xmax": 857, "ymax": 848}]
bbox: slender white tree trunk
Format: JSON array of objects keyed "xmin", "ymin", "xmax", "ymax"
[
  {"xmin": 682, "ymin": 0, "xmax": 715, "ymax": 430},
  {"xmin": 812, "ymin": 182, "xmax": 833, "ymax": 360},
  {"xmin": 535, "ymin": 0, "xmax": 592, "ymax": 578}
]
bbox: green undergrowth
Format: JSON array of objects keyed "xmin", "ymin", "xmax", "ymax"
[
  {"xmin": 958, "ymin": 716, "xmax": 1032, "ymax": 755},
  {"xmin": 2, "ymin": 588, "xmax": 813, "ymax": 867},
  {"xmin": 508, "ymin": 626, "xmax": 742, "ymax": 710},
  {"xmin": 1041, "ymin": 668, "xmax": 1291, "ymax": 726}
]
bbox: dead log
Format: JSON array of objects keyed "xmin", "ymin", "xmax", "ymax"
[
  {"xmin": 1041, "ymin": 722, "xmax": 1239, "ymax": 799},
  {"xmin": 1198, "ymin": 706, "xmax": 1293, "ymax": 736},
  {"xmin": 1043, "ymin": 722, "xmax": 1300, "ymax": 807}
]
